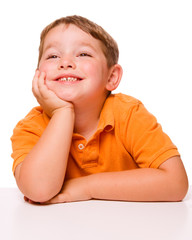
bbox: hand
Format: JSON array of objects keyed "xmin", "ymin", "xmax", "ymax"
[
  {"xmin": 24, "ymin": 196, "xmax": 40, "ymax": 205},
  {"xmin": 32, "ymin": 70, "xmax": 74, "ymax": 117},
  {"xmin": 42, "ymin": 176, "xmax": 92, "ymax": 204}
]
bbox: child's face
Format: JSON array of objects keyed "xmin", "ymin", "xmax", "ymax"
[{"xmin": 38, "ymin": 24, "xmax": 112, "ymax": 105}]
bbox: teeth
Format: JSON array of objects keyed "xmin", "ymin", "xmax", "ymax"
[{"xmin": 59, "ymin": 77, "xmax": 78, "ymax": 82}]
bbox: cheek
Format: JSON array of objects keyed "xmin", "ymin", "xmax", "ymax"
[
  {"xmin": 81, "ymin": 62, "xmax": 101, "ymax": 77},
  {"xmin": 38, "ymin": 63, "xmax": 53, "ymax": 80},
  {"xmin": 38, "ymin": 62, "xmax": 48, "ymax": 72},
  {"xmin": 79, "ymin": 59, "xmax": 93, "ymax": 71}
]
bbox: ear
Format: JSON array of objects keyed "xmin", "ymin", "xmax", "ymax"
[{"xmin": 106, "ymin": 64, "xmax": 123, "ymax": 91}]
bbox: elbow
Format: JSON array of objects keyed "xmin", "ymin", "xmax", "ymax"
[
  {"xmin": 17, "ymin": 179, "xmax": 61, "ymax": 203},
  {"xmin": 23, "ymin": 185, "xmax": 61, "ymax": 203},
  {"xmin": 28, "ymin": 188, "xmax": 56, "ymax": 203},
  {"xmin": 15, "ymin": 163, "xmax": 62, "ymax": 203},
  {"xmin": 176, "ymin": 182, "xmax": 189, "ymax": 202},
  {"xmin": 159, "ymin": 156, "xmax": 189, "ymax": 202},
  {"xmin": 169, "ymin": 176, "xmax": 189, "ymax": 202}
]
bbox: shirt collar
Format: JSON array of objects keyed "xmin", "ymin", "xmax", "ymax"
[
  {"xmin": 97, "ymin": 94, "xmax": 115, "ymax": 132},
  {"xmin": 42, "ymin": 94, "xmax": 115, "ymax": 134}
]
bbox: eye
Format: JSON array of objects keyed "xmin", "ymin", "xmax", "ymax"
[
  {"xmin": 47, "ymin": 55, "xmax": 58, "ymax": 59},
  {"xmin": 79, "ymin": 53, "xmax": 92, "ymax": 57}
]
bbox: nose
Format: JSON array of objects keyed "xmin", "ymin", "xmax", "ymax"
[{"xmin": 58, "ymin": 56, "xmax": 76, "ymax": 70}]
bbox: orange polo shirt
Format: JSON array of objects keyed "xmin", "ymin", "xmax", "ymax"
[{"xmin": 11, "ymin": 93, "xmax": 179, "ymax": 179}]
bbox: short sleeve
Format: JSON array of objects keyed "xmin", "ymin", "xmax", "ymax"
[
  {"xmin": 121, "ymin": 101, "xmax": 180, "ymax": 168},
  {"xmin": 10, "ymin": 107, "xmax": 48, "ymax": 174}
]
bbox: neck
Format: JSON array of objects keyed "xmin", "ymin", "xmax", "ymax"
[{"xmin": 73, "ymin": 97, "xmax": 107, "ymax": 140}]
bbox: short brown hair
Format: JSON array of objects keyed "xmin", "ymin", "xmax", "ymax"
[{"xmin": 38, "ymin": 15, "xmax": 119, "ymax": 68}]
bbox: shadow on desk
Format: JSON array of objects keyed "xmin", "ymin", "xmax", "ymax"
[{"xmin": 1, "ymin": 186, "xmax": 192, "ymax": 240}]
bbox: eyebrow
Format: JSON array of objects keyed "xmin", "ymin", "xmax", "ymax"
[
  {"xmin": 43, "ymin": 41, "xmax": 98, "ymax": 53},
  {"xmin": 78, "ymin": 42, "xmax": 98, "ymax": 51},
  {"xmin": 43, "ymin": 42, "xmax": 59, "ymax": 53}
]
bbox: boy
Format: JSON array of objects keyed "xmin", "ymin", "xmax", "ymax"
[{"xmin": 11, "ymin": 15, "xmax": 188, "ymax": 204}]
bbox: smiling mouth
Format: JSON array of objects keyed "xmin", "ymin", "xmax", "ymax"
[{"xmin": 56, "ymin": 77, "xmax": 82, "ymax": 82}]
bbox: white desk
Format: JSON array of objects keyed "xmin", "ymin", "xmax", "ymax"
[{"xmin": 0, "ymin": 187, "xmax": 192, "ymax": 240}]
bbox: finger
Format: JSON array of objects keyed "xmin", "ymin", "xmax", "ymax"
[
  {"xmin": 24, "ymin": 196, "xmax": 39, "ymax": 204},
  {"xmin": 41, "ymin": 194, "xmax": 67, "ymax": 204},
  {"xmin": 38, "ymin": 71, "xmax": 46, "ymax": 86},
  {"xmin": 42, "ymin": 196, "xmax": 60, "ymax": 204},
  {"xmin": 32, "ymin": 70, "xmax": 40, "ymax": 97},
  {"xmin": 24, "ymin": 196, "xmax": 28, "ymax": 202},
  {"xmin": 38, "ymin": 71, "xmax": 48, "ymax": 98},
  {"xmin": 38, "ymin": 72, "xmax": 58, "ymax": 101}
]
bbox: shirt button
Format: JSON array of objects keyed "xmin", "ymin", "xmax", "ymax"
[{"xmin": 78, "ymin": 143, "xmax": 85, "ymax": 150}]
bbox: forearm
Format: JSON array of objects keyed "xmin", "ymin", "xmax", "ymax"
[
  {"xmin": 16, "ymin": 108, "xmax": 74, "ymax": 202},
  {"xmin": 88, "ymin": 162, "xmax": 188, "ymax": 202},
  {"xmin": 89, "ymin": 169, "xmax": 167, "ymax": 201}
]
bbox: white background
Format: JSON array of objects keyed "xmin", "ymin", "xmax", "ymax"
[{"xmin": 0, "ymin": 0, "xmax": 191, "ymax": 187}]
